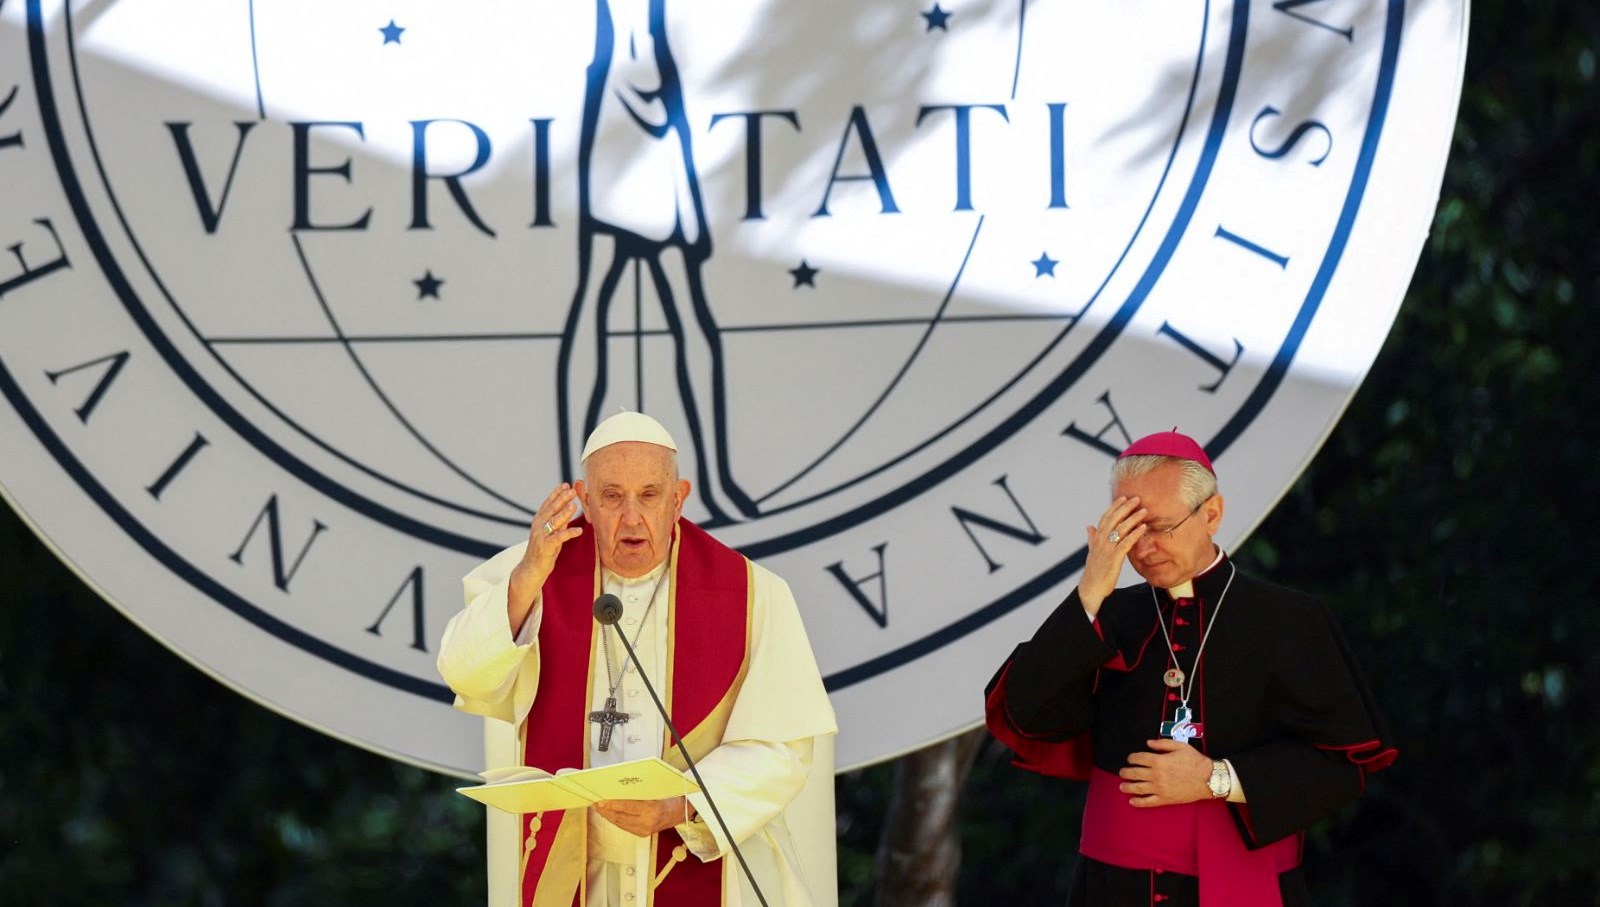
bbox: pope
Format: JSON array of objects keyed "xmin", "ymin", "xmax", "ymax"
[{"xmin": 438, "ymin": 411, "xmax": 837, "ymax": 907}]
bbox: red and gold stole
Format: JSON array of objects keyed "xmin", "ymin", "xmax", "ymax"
[{"xmin": 520, "ymin": 517, "xmax": 753, "ymax": 907}]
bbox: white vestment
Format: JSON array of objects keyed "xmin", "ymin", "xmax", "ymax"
[{"xmin": 438, "ymin": 541, "xmax": 838, "ymax": 907}]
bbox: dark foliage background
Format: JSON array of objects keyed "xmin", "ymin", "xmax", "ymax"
[{"xmin": 4, "ymin": 1, "xmax": 1598, "ymax": 903}]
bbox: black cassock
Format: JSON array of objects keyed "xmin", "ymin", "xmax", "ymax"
[{"xmin": 986, "ymin": 555, "xmax": 1396, "ymax": 907}]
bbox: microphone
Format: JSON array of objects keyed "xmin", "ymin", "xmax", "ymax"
[
  {"xmin": 593, "ymin": 593, "xmax": 624, "ymax": 626},
  {"xmin": 591, "ymin": 594, "xmax": 771, "ymax": 907}
]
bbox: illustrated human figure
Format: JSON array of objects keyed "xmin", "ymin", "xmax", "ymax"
[{"xmin": 555, "ymin": 0, "xmax": 757, "ymax": 523}]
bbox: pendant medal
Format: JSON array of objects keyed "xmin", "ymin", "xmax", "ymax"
[{"xmin": 1163, "ymin": 668, "xmax": 1185, "ymax": 688}]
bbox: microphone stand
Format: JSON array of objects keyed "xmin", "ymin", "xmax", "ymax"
[{"xmin": 599, "ymin": 615, "xmax": 771, "ymax": 907}]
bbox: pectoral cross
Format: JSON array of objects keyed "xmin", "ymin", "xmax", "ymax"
[
  {"xmin": 587, "ymin": 696, "xmax": 630, "ymax": 752},
  {"xmin": 1159, "ymin": 706, "xmax": 1204, "ymax": 744}
]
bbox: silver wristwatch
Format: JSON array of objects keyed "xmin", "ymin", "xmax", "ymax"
[{"xmin": 1207, "ymin": 760, "xmax": 1232, "ymax": 799}]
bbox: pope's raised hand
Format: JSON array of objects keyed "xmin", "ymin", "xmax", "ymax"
[
  {"xmin": 506, "ymin": 483, "xmax": 583, "ymax": 633},
  {"xmin": 1078, "ymin": 495, "xmax": 1147, "ymax": 617}
]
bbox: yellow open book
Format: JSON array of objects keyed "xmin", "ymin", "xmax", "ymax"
[{"xmin": 456, "ymin": 757, "xmax": 701, "ymax": 815}]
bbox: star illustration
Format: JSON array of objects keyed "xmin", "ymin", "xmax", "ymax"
[
  {"xmin": 1031, "ymin": 251, "xmax": 1059, "ymax": 278},
  {"xmin": 921, "ymin": 4, "xmax": 953, "ymax": 32},
  {"xmin": 788, "ymin": 260, "xmax": 819, "ymax": 288},
  {"xmin": 379, "ymin": 20, "xmax": 405, "ymax": 45},
  {"xmin": 414, "ymin": 270, "xmax": 444, "ymax": 299}
]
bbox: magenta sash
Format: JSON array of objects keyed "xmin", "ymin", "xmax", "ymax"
[{"xmin": 1081, "ymin": 769, "xmax": 1300, "ymax": 906}]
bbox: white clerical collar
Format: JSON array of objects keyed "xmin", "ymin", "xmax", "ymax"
[
  {"xmin": 603, "ymin": 558, "xmax": 669, "ymax": 589},
  {"xmin": 1163, "ymin": 546, "xmax": 1226, "ymax": 599}
]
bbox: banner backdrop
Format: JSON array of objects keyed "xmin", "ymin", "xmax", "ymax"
[{"xmin": 0, "ymin": 0, "xmax": 1465, "ymax": 774}]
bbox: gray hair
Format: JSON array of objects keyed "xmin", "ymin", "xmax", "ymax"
[{"xmin": 1110, "ymin": 455, "xmax": 1217, "ymax": 508}]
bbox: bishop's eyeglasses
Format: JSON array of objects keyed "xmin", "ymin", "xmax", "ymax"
[{"xmin": 1144, "ymin": 497, "xmax": 1210, "ymax": 537}]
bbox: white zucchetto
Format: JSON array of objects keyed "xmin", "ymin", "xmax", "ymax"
[{"xmin": 579, "ymin": 411, "xmax": 678, "ymax": 463}]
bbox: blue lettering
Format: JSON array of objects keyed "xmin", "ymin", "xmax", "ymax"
[
  {"xmin": 813, "ymin": 106, "xmax": 900, "ymax": 217},
  {"xmin": 1158, "ymin": 322, "xmax": 1245, "ymax": 393},
  {"xmin": 1062, "ymin": 391, "xmax": 1134, "ymax": 458},
  {"xmin": 1271, "ymin": 0, "xmax": 1354, "ymax": 41},
  {"xmin": 709, "ymin": 109, "xmax": 801, "ymax": 221},
  {"xmin": 916, "ymin": 103, "xmax": 1010, "ymax": 211},
  {"xmin": 167, "ymin": 121, "xmax": 257, "ymax": 234},
  {"xmin": 1214, "ymin": 225, "xmax": 1290, "ymax": 269},
  {"xmin": 825, "ymin": 543, "xmax": 890, "ymax": 627},
  {"xmin": 410, "ymin": 119, "xmax": 496, "ymax": 237},
  {"xmin": 43, "ymin": 350, "xmax": 128, "ymax": 423},
  {"xmin": 530, "ymin": 118, "xmax": 555, "ymax": 227},
  {"xmin": 952, "ymin": 476, "xmax": 1048, "ymax": 574},
  {"xmin": 368, "ymin": 565, "xmax": 429, "ymax": 652},
  {"xmin": 229, "ymin": 495, "xmax": 329, "ymax": 593},
  {"xmin": 147, "ymin": 432, "xmax": 211, "ymax": 500},
  {"xmin": 290, "ymin": 121, "xmax": 372, "ymax": 231},
  {"xmin": 1048, "ymin": 102, "xmax": 1069, "ymax": 209},
  {"xmin": 0, "ymin": 84, "xmax": 23, "ymax": 152},
  {"xmin": 1249, "ymin": 106, "xmax": 1332, "ymax": 166},
  {"xmin": 0, "ymin": 219, "xmax": 71, "ymax": 299}
]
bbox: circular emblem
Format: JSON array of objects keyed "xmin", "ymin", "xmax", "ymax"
[{"xmin": 0, "ymin": 0, "xmax": 1466, "ymax": 772}]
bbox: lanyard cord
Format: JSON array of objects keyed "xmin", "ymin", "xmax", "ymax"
[
  {"xmin": 1149, "ymin": 561, "xmax": 1237, "ymax": 706},
  {"xmin": 599, "ymin": 566, "xmax": 669, "ymax": 698}
]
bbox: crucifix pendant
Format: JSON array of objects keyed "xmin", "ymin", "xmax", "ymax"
[
  {"xmin": 1159, "ymin": 705, "xmax": 1203, "ymax": 744},
  {"xmin": 587, "ymin": 696, "xmax": 630, "ymax": 752}
]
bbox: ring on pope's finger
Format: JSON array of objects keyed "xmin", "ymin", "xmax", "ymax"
[
  {"xmin": 1108, "ymin": 530, "xmax": 1122, "ymax": 544},
  {"xmin": 543, "ymin": 521, "xmax": 555, "ymax": 536}
]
